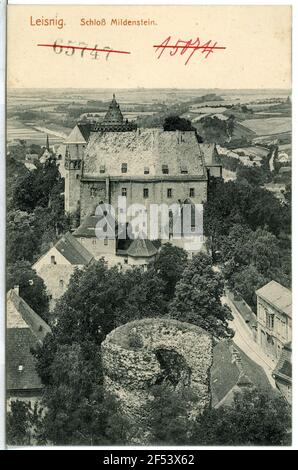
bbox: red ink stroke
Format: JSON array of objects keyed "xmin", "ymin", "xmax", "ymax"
[
  {"xmin": 37, "ymin": 43, "xmax": 131, "ymax": 55},
  {"xmin": 154, "ymin": 36, "xmax": 226, "ymax": 65}
]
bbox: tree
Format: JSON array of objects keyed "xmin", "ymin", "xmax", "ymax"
[
  {"xmin": 6, "ymin": 400, "xmax": 44, "ymax": 446},
  {"xmin": 145, "ymin": 384, "xmax": 197, "ymax": 445},
  {"xmin": 7, "ymin": 260, "xmax": 50, "ymax": 322},
  {"xmin": 169, "ymin": 253, "xmax": 233, "ymax": 339},
  {"xmin": 191, "ymin": 388, "xmax": 291, "ymax": 446},
  {"xmin": 7, "ymin": 210, "xmax": 42, "ymax": 264},
  {"xmin": 163, "ymin": 115, "xmax": 195, "ymax": 131},
  {"xmin": 153, "ymin": 243, "xmax": 188, "ymax": 301},
  {"xmin": 228, "ymin": 265, "xmax": 268, "ymax": 310}
]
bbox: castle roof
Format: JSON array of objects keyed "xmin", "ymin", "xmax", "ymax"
[
  {"xmin": 55, "ymin": 232, "xmax": 94, "ymax": 265},
  {"xmin": 65, "ymin": 123, "xmax": 91, "ymax": 144},
  {"xmin": 7, "ymin": 289, "xmax": 51, "ymax": 393},
  {"xmin": 256, "ymin": 280, "xmax": 292, "ymax": 317},
  {"xmin": 126, "ymin": 237, "xmax": 158, "ymax": 258},
  {"xmin": 73, "ymin": 214, "xmax": 117, "ymax": 239},
  {"xmin": 102, "ymin": 94, "xmax": 124, "ymax": 126},
  {"xmin": 82, "ymin": 129, "xmax": 206, "ymax": 178}
]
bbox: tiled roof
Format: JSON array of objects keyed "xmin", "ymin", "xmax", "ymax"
[
  {"xmin": 55, "ymin": 232, "xmax": 93, "ymax": 265},
  {"xmin": 273, "ymin": 342, "xmax": 292, "ymax": 383},
  {"xmin": 126, "ymin": 237, "xmax": 158, "ymax": 258},
  {"xmin": 211, "ymin": 340, "xmax": 273, "ymax": 407},
  {"xmin": 7, "ymin": 329, "xmax": 44, "ymax": 392},
  {"xmin": 73, "ymin": 215, "xmax": 117, "ymax": 239},
  {"xmin": 83, "ymin": 129, "xmax": 206, "ymax": 178},
  {"xmin": 256, "ymin": 280, "xmax": 292, "ymax": 317},
  {"xmin": 7, "ymin": 289, "xmax": 51, "ymax": 392},
  {"xmin": 7, "ymin": 289, "xmax": 51, "ymax": 342}
]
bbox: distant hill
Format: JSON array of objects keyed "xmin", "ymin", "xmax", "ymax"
[{"xmin": 193, "ymin": 115, "xmax": 256, "ymax": 145}]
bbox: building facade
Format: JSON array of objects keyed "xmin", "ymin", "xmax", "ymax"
[{"xmin": 256, "ymin": 280, "xmax": 292, "ymax": 363}]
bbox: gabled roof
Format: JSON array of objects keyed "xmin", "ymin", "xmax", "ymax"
[
  {"xmin": 55, "ymin": 232, "xmax": 93, "ymax": 265},
  {"xmin": 73, "ymin": 214, "xmax": 117, "ymax": 239},
  {"xmin": 256, "ymin": 280, "xmax": 292, "ymax": 317},
  {"xmin": 65, "ymin": 124, "xmax": 91, "ymax": 144},
  {"xmin": 126, "ymin": 237, "xmax": 158, "ymax": 258},
  {"xmin": 7, "ymin": 289, "xmax": 51, "ymax": 392},
  {"xmin": 7, "ymin": 289, "xmax": 51, "ymax": 342}
]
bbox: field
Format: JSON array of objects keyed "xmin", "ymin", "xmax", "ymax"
[{"xmin": 242, "ymin": 117, "xmax": 291, "ymax": 136}]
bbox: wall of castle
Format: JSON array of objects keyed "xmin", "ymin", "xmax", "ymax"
[
  {"xmin": 101, "ymin": 318, "xmax": 213, "ymax": 444},
  {"xmin": 80, "ymin": 180, "xmax": 107, "ymax": 219},
  {"xmin": 76, "ymin": 236, "xmax": 116, "ymax": 259}
]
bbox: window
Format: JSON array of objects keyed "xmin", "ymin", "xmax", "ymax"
[
  {"xmin": 266, "ymin": 313, "xmax": 274, "ymax": 330},
  {"xmin": 76, "ymin": 174, "xmax": 80, "ymax": 180},
  {"xmin": 92, "ymin": 238, "xmax": 97, "ymax": 245},
  {"xmin": 144, "ymin": 167, "xmax": 150, "ymax": 175},
  {"xmin": 104, "ymin": 238, "xmax": 108, "ymax": 246},
  {"xmin": 189, "ymin": 188, "xmax": 195, "ymax": 197},
  {"xmin": 59, "ymin": 279, "xmax": 64, "ymax": 289},
  {"xmin": 121, "ymin": 163, "xmax": 127, "ymax": 173},
  {"xmin": 162, "ymin": 164, "xmax": 169, "ymax": 174},
  {"xmin": 181, "ymin": 165, "xmax": 188, "ymax": 174},
  {"xmin": 100, "ymin": 165, "xmax": 106, "ymax": 174},
  {"xmin": 51, "ymin": 255, "xmax": 56, "ymax": 265},
  {"xmin": 122, "ymin": 187, "xmax": 127, "ymax": 197},
  {"xmin": 167, "ymin": 188, "xmax": 172, "ymax": 198},
  {"xmin": 143, "ymin": 188, "xmax": 149, "ymax": 198}
]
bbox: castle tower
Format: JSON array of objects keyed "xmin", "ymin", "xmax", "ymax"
[{"xmin": 64, "ymin": 123, "xmax": 91, "ymax": 215}]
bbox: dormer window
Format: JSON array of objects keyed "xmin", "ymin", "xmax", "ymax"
[
  {"xmin": 121, "ymin": 163, "xmax": 127, "ymax": 173},
  {"xmin": 162, "ymin": 164, "xmax": 169, "ymax": 174},
  {"xmin": 144, "ymin": 167, "xmax": 149, "ymax": 175},
  {"xmin": 181, "ymin": 165, "xmax": 188, "ymax": 174},
  {"xmin": 18, "ymin": 365, "xmax": 23, "ymax": 372},
  {"xmin": 100, "ymin": 165, "xmax": 106, "ymax": 174}
]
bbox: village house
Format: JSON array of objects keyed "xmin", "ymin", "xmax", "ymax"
[
  {"xmin": 33, "ymin": 232, "xmax": 93, "ymax": 310},
  {"xmin": 255, "ymin": 280, "xmax": 292, "ymax": 363},
  {"xmin": 6, "ymin": 287, "xmax": 51, "ymax": 407}
]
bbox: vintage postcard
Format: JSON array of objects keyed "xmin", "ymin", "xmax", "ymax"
[{"xmin": 5, "ymin": 4, "xmax": 292, "ymax": 448}]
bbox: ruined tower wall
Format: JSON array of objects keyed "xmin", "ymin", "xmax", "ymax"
[{"xmin": 101, "ymin": 318, "xmax": 213, "ymax": 442}]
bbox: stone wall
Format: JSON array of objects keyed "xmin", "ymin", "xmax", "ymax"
[{"xmin": 101, "ymin": 317, "xmax": 213, "ymax": 443}]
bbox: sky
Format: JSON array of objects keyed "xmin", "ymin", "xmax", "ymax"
[{"xmin": 7, "ymin": 5, "xmax": 292, "ymax": 90}]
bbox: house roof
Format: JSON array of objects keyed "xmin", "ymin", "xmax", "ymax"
[
  {"xmin": 73, "ymin": 214, "xmax": 117, "ymax": 239},
  {"xmin": 211, "ymin": 340, "xmax": 274, "ymax": 408},
  {"xmin": 256, "ymin": 280, "xmax": 292, "ymax": 317},
  {"xmin": 6, "ymin": 289, "xmax": 51, "ymax": 392},
  {"xmin": 273, "ymin": 342, "xmax": 292, "ymax": 384},
  {"xmin": 7, "ymin": 329, "xmax": 44, "ymax": 392},
  {"xmin": 7, "ymin": 289, "xmax": 51, "ymax": 342},
  {"xmin": 83, "ymin": 129, "xmax": 206, "ymax": 178},
  {"xmin": 55, "ymin": 232, "xmax": 94, "ymax": 265},
  {"xmin": 126, "ymin": 237, "xmax": 158, "ymax": 258}
]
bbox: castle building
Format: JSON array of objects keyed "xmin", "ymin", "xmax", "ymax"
[{"xmin": 63, "ymin": 95, "xmax": 220, "ymax": 249}]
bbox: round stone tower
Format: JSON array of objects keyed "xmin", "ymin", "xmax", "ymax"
[{"xmin": 101, "ymin": 317, "xmax": 213, "ymax": 443}]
